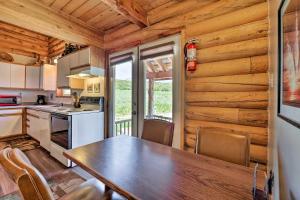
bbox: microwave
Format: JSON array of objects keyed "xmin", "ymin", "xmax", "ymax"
[{"xmin": 0, "ymin": 95, "xmax": 21, "ymax": 106}]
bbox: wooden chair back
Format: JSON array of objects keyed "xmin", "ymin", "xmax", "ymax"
[
  {"xmin": 142, "ymin": 119, "xmax": 174, "ymax": 146},
  {"xmin": 0, "ymin": 148, "xmax": 54, "ymax": 200},
  {"xmin": 195, "ymin": 128, "xmax": 251, "ymax": 167}
]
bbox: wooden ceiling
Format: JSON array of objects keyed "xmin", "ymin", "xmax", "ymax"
[
  {"xmin": 0, "ymin": 0, "xmax": 216, "ymax": 54},
  {"xmin": 37, "ymin": 0, "xmax": 172, "ymax": 33}
]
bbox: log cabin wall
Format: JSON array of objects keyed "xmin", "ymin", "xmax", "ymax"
[
  {"xmin": 0, "ymin": 21, "xmax": 49, "ymax": 60},
  {"xmin": 0, "ymin": 21, "xmax": 67, "ymax": 61},
  {"xmin": 184, "ymin": 2, "xmax": 269, "ymax": 170},
  {"xmin": 103, "ymin": 0, "xmax": 270, "ymax": 170},
  {"xmin": 48, "ymin": 37, "xmax": 65, "ymax": 58}
]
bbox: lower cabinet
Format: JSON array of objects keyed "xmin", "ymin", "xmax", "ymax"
[
  {"xmin": 0, "ymin": 109, "xmax": 23, "ymax": 138},
  {"xmin": 39, "ymin": 112, "xmax": 51, "ymax": 151},
  {"xmin": 27, "ymin": 109, "xmax": 51, "ymax": 151},
  {"xmin": 27, "ymin": 115, "xmax": 40, "ymax": 141}
]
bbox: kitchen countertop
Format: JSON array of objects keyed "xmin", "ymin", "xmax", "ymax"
[{"xmin": 0, "ymin": 103, "xmax": 102, "ymax": 115}]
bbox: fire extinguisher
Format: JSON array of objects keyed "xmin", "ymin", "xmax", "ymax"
[{"xmin": 184, "ymin": 39, "xmax": 198, "ymax": 73}]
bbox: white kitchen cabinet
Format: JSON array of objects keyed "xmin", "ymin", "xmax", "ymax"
[
  {"xmin": 27, "ymin": 115, "xmax": 38, "ymax": 139},
  {"xmin": 27, "ymin": 109, "xmax": 41, "ymax": 141},
  {"xmin": 0, "ymin": 62, "xmax": 11, "ymax": 88},
  {"xmin": 57, "ymin": 56, "xmax": 70, "ymax": 88},
  {"xmin": 78, "ymin": 47, "xmax": 90, "ymax": 66},
  {"xmin": 10, "ymin": 64, "xmax": 25, "ymax": 88},
  {"xmin": 27, "ymin": 109, "xmax": 51, "ymax": 151},
  {"xmin": 41, "ymin": 64, "xmax": 57, "ymax": 91},
  {"xmin": 69, "ymin": 52, "xmax": 79, "ymax": 68},
  {"xmin": 38, "ymin": 111, "xmax": 51, "ymax": 151},
  {"xmin": 0, "ymin": 109, "xmax": 23, "ymax": 138},
  {"xmin": 26, "ymin": 66, "xmax": 40, "ymax": 89}
]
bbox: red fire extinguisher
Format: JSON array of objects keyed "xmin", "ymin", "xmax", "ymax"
[{"xmin": 184, "ymin": 39, "xmax": 198, "ymax": 72}]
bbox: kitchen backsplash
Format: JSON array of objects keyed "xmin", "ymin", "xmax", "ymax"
[
  {"xmin": 0, "ymin": 77, "xmax": 104, "ymax": 105},
  {"xmin": 81, "ymin": 77, "xmax": 105, "ymax": 97},
  {"xmin": 0, "ymin": 89, "xmax": 50, "ymax": 102}
]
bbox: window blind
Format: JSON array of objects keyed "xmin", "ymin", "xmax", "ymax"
[
  {"xmin": 110, "ymin": 52, "xmax": 133, "ymax": 66},
  {"xmin": 140, "ymin": 41, "xmax": 175, "ymax": 60}
]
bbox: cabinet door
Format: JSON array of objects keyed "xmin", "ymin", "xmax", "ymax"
[
  {"xmin": 57, "ymin": 56, "xmax": 70, "ymax": 88},
  {"xmin": 26, "ymin": 66, "xmax": 40, "ymax": 89},
  {"xmin": 79, "ymin": 48, "xmax": 90, "ymax": 66},
  {"xmin": 10, "ymin": 64, "xmax": 25, "ymax": 88},
  {"xmin": 39, "ymin": 112, "xmax": 51, "ymax": 151},
  {"xmin": 69, "ymin": 52, "xmax": 79, "ymax": 69},
  {"xmin": 0, "ymin": 109, "xmax": 23, "ymax": 137},
  {"xmin": 0, "ymin": 62, "xmax": 11, "ymax": 87},
  {"xmin": 27, "ymin": 115, "xmax": 34, "ymax": 137},
  {"xmin": 28, "ymin": 115, "xmax": 40, "ymax": 141},
  {"xmin": 42, "ymin": 64, "xmax": 57, "ymax": 91}
]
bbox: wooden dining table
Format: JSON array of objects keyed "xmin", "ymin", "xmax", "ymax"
[{"xmin": 64, "ymin": 135, "xmax": 265, "ymax": 200}]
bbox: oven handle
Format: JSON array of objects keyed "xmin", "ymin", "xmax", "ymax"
[{"xmin": 51, "ymin": 113, "xmax": 69, "ymax": 120}]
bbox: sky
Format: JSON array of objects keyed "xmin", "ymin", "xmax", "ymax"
[{"xmin": 115, "ymin": 61, "xmax": 132, "ymax": 80}]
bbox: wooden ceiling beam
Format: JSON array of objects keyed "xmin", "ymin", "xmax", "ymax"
[
  {"xmin": 100, "ymin": 0, "xmax": 148, "ymax": 28},
  {"xmin": 0, "ymin": 0, "xmax": 104, "ymax": 48},
  {"xmin": 153, "ymin": 58, "xmax": 166, "ymax": 72},
  {"xmin": 146, "ymin": 70, "xmax": 172, "ymax": 80},
  {"xmin": 104, "ymin": 0, "xmax": 266, "ymax": 50}
]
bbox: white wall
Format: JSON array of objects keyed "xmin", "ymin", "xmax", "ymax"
[{"xmin": 269, "ymin": 0, "xmax": 300, "ymax": 199}]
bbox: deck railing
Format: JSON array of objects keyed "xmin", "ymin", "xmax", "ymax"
[
  {"xmin": 146, "ymin": 115, "xmax": 172, "ymax": 122},
  {"xmin": 115, "ymin": 115, "xmax": 172, "ymax": 136},
  {"xmin": 115, "ymin": 119, "xmax": 132, "ymax": 136}
]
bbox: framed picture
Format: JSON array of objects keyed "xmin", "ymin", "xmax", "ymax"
[
  {"xmin": 87, "ymin": 83, "xmax": 93, "ymax": 93},
  {"xmin": 94, "ymin": 82, "xmax": 100, "ymax": 93},
  {"xmin": 278, "ymin": 0, "xmax": 300, "ymax": 128}
]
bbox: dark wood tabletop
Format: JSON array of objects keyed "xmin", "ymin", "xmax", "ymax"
[{"xmin": 64, "ymin": 136, "xmax": 265, "ymax": 200}]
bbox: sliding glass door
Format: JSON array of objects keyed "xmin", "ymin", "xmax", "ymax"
[
  {"xmin": 141, "ymin": 48, "xmax": 174, "ymax": 122},
  {"xmin": 108, "ymin": 49, "xmax": 138, "ymax": 137},
  {"xmin": 108, "ymin": 35, "xmax": 182, "ymax": 148},
  {"xmin": 138, "ymin": 36, "xmax": 182, "ymax": 147}
]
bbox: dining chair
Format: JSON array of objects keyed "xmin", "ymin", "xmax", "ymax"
[
  {"xmin": 195, "ymin": 127, "xmax": 251, "ymax": 167},
  {"xmin": 142, "ymin": 119, "xmax": 174, "ymax": 146},
  {"xmin": 0, "ymin": 148, "xmax": 113, "ymax": 200}
]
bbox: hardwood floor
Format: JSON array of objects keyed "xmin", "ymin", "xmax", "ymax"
[{"xmin": 0, "ymin": 147, "xmax": 92, "ymax": 198}]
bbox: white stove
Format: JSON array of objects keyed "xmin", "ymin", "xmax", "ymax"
[{"xmin": 49, "ymin": 96, "xmax": 105, "ymax": 167}]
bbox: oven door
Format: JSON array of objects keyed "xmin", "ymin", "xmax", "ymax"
[{"xmin": 51, "ymin": 113, "xmax": 72, "ymax": 149}]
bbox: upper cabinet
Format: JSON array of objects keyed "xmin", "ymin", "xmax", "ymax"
[
  {"xmin": 26, "ymin": 66, "xmax": 40, "ymax": 89},
  {"xmin": 78, "ymin": 47, "xmax": 90, "ymax": 66},
  {"xmin": 69, "ymin": 52, "xmax": 79, "ymax": 69},
  {"xmin": 41, "ymin": 64, "xmax": 57, "ymax": 91},
  {"xmin": 0, "ymin": 62, "xmax": 57, "ymax": 91},
  {"xmin": 0, "ymin": 62, "xmax": 11, "ymax": 88},
  {"xmin": 57, "ymin": 46, "xmax": 104, "ymax": 89},
  {"xmin": 57, "ymin": 55, "xmax": 71, "ymax": 88},
  {"xmin": 10, "ymin": 64, "xmax": 25, "ymax": 88}
]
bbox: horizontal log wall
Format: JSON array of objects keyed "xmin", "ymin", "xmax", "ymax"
[
  {"xmin": 0, "ymin": 21, "xmax": 49, "ymax": 58},
  {"xmin": 104, "ymin": 0, "xmax": 266, "ymax": 50},
  {"xmin": 104, "ymin": 0, "xmax": 269, "ymax": 169},
  {"xmin": 48, "ymin": 37, "xmax": 65, "ymax": 58},
  {"xmin": 185, "ymin": 1, "xmax": 269, "ymax": 169}
]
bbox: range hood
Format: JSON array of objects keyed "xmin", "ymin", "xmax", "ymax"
[{"xmin": 67, "ymin": 66, "xmax": 105, "ymax": 79}]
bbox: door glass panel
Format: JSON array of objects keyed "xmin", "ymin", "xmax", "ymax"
[
  {"xmin": 144, "ymin": 55, "xmax": 173, "ymax": 122},
  {"xmin": 113, "ymin": 60, "xmax": 133, "ymax": 136}
]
